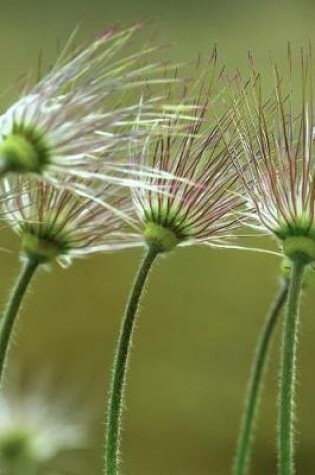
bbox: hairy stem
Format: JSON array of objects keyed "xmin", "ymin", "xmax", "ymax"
[
  {"xmin": 0, "ymin": 257, "xmax": 39, "ymax": 386},
  {"xmin": 278, "ymin": 259, "xmax": 305, "ymax": 475},
  {"xmin": 233, "ymin": 279, "xmax": 289, "ymax": 475},
  {"xmin": 104, "ymin": 245, "xmax": 159, "ymax": 475}
]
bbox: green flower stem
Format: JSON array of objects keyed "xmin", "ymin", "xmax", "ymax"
[
  {"xmin": 278, "ymin": 258, "xmax": 305, "ymax": 475},
  {"xmin": 0, "ymin": 256, "xmax": 39, "ymax": 385},
  {"xmin": 104, "ymin": 244, "xmax": 159, "ymax": 475},
  {"xmin": 233, "ymin": 278, "xmax": 289, "ymax": 475}
]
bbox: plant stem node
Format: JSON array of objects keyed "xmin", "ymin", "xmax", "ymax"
[
  {"xmin": 144, "ymin": 222, "xmax": 179, "ymax": 252},
  {"xmin": 283, "ymin": 236, "xmax": 315, "ymax": 264},
  {"xmin": 21, "ymin": 233, "xmax": 62, "ymax": 262}
]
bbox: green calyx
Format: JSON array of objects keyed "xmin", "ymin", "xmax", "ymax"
[
  {"xmin": 21, "ymin": 232, "xmax": 65, "ymax": 263},
  {"xmin": 282, "ymin": 236, "xmax": 315, "ymax": 264},
  {"xmin": 144, "ymin": 222, "xmax": 180, "ymax": 253},
  {"xmin": 0, "ymin": 126, "xmax": 50, "ymax": 174}
]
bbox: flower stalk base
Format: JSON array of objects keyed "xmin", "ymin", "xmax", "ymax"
[
  {"xmin": 278, "ymin": 258, "xmax": 305, "ymax": 475},
  {"xmin": 104, "ymin": 244, "xmax": 159, "ymax": 475},
  {"xmin": 233, "ymin": 279, "xmax": 289, "ymax": 475},
  {"xmin": 0, "ymin": 257, "xmax": 39, "ymax": 386}
]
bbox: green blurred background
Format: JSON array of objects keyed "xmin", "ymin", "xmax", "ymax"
[{"xmin": 0, "ymin": 0, "xmax": 315, "ymax": 473}]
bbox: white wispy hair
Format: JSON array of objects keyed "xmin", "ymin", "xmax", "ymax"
[
  {"xmin": 2, "ymin": 175, "xmax": 141, "ymax": 267},
  {"xmin": 225, "ymin": 48, "xmax": 315, "ymax": 243},
  {"xmin": 0, "ymin": 372, "xmax": 90, "ymax": 473},
  {"xmin": 0, "ymin": 24, "xmax": 179, "ymax": 183}
]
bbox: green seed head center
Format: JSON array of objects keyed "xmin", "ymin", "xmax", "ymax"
[
  {"xmin": 144, "ymin": 222, "xmax": 179, "ymax": 253},
  {"xmin": 21, "ymin": 232, "xmax": 65, "ymax": 262},
  {"xmin": 0, "ymin": 126, "xmax": 50, "ymax": 174},
  {"xmin": 282, "ymin": 236, "xmax": 315, "ymax": 264}
]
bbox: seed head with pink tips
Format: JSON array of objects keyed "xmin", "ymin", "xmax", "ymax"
[
  {"xmin": 0, "ymin": 24, "xmax": 169, "ymax": 182},
  {"xmin": 228, "ymin": 50, "xmax": 315, "ymax": 263},
  {"xmin": 129, "ymin": 104, "xmax": 244, "ymax": 253},
  {"xmin": 2, "ymin": 176, "xmax": 139, "ymax": 267}
]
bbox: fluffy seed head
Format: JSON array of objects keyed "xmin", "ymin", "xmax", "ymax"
[
  {"xmin": 130, "ymin": 101, "xmax": 244, "ymax": 252},
  {"xmin": 0, "ymin": 24, "xmax": 172, "ymax": 180},
  {"xmin": 0, "ymin": 372, "xmax": 91, "ymax": 474},
  {"xmin": 227, "ymin": 47, "xmax": 315, "ymax": 262},
  {"xmin": 2, "ymin": 175, "xmax": 139, "ymax": 266}
]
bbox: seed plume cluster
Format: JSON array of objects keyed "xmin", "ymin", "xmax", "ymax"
[
  {"xmin": 131, "ymin": 104, "xmax": 244, "ymax": 250},
  {"xmin": 1, "ymin": 24, "xmax": 315, "ymax": 475},
  {"xmin": 226, "ymin": 49, "xmax": 315, "ymax": 247}
]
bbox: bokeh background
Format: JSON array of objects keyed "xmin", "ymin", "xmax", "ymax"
[{"xmin": 0, "ymin": 0, "xmax": 315, "ymax": 474}]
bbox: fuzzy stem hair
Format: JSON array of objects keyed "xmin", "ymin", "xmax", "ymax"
[
  {"xmin": 0, "ymin": 257, "xmax": 40, "ymax": 385},
  {"xmin": 233, "ymin": 278, "xmax": 289, "ymax": 475},
  {"xmin": 104, "ymin": 244, "xmax": 159, "ymax": 475},
  {"xmin": 278, "ymin": 258, "xmax": 305, "ymax": 475}
]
